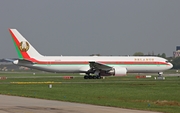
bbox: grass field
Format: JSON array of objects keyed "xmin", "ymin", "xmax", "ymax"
[{"xmin": 0, "ymin": 72, "xmax": 180, "ymax": 113}]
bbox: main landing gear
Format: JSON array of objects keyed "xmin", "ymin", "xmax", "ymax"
[
  {"xmin": 84, "ymin": 69, "xmax": 101, "ymax": 79},
  {"xmin": 84, "ymin": 75, "xmax": 101, "ymax": 79}
]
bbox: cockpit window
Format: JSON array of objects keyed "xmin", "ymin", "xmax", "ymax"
[{"xmin": 165, "ymin": 61, "xmax": 169, "ymax": 63}]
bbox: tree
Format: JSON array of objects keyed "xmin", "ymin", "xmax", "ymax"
[
  {"xmin": 157, "ymin": 54, "xmax": 161, "ymax": 57},
  {"xmin": 171, "ymin": 57, "xmax": 180, "ymax": 69},
  {"xmin": 133, "ymin": 52, "xmax": 144, "ymax": 56},
  {"xmin": 161, "ymin": 53, "xmax": 166, "ymax": 58}
]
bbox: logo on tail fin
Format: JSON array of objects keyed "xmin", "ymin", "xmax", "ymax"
[{"xmin": 19, "ymin": 41, "xmax": 29, "ymax": 52}]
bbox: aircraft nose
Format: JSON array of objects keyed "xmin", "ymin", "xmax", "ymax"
[{"xmin": 169, "ymin": 63, "xmax": 173, "ymax": 69}]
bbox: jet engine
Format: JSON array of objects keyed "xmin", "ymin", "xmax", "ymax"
[
  {"xmin": 108, "ymin": 67, "xmax": 127, "ymax": 76},
  {"xmin": 13, "ymin": 60, "xmax": 19, "ymax": 64}
]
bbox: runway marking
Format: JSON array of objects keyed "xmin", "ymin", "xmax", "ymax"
[
  {"xmin": 10, "ymin": 82, "xmax": 61, "ymax": 84},
  {"xmin": 9, "ymin": 81, "xmax": 159, "ymax": 85}
]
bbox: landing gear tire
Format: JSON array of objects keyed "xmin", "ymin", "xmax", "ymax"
[
  {"xmin": 93, "ymin": 76, "xmax": 97, "ymax": 79},
  {"xmin": 88, "ymin": 75, "xmax": 93, "ymax": 79},
  {"xmin": 84, "ymin": 75, "xmax": 89, "ymax": 79},
  {"xmin": 84, "ymin": 75, "xmax": 101, "ymax": 79},
  {"xmin": 96, "ymin": 75, "xmax": 101, "ymax": 79}
]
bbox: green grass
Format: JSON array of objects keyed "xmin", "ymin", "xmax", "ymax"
[
  {"xmin": 0, "ymin": 72, "xmax": 180, "ymax": 113},
  {"xmin": 164, "ymin": 69, "xmax": 180, "ymax": 74}
]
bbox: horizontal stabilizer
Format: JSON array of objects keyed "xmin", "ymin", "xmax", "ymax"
[
  {"xmin": 3, "ymin": 58, "xmax": 18, "ymax": 62},
  {"xmin": 13, "ymin": 59, "xmax": 35, "ymax": 65}
]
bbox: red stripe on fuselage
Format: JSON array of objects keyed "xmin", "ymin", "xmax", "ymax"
[
  {"xmin": 33, "ymin": 61, "xmax": 168, "ymax": 65},
  {"xmin": 24, "ymin": 58, "xmax": 38, "ymax": 62}
]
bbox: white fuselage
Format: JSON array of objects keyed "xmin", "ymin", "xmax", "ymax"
[{"xmin": 17, "ymin": 56, "xmax": 173, "ymax": 74}]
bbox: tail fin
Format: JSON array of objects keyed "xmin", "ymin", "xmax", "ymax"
[{"xmin": 9, "ymin": 29, "xmax": 43, "ymax": 60}]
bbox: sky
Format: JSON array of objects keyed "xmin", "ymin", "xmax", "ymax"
[{"xmin": 0, "ymin": 0, "xmax": 180, "ymax": 58}]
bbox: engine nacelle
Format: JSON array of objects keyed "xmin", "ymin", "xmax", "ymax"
[
  {"xmin": 13, "ymin": 60, "xmax": 19, "ymax": 64},
  {"xmin": 108, "ymin": 67, "xmax": 127, "ymax": 76}
]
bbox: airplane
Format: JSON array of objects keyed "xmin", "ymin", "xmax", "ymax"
[{"xmin": 8, "ymin": 29, "xmax": 173, "ymax": 79}]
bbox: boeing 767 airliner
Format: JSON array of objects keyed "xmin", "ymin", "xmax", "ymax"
[{"xmin": 9, "ymin": 29, "xmax": 173, "ymax": 79}]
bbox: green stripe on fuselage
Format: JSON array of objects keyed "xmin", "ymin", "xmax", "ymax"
[
  {"xmin": 34, "ymin": 64, "xmax": 167, "ymax": 66},
  {"xmin": 11, "ymin": 37, "xmax": 23, "ymax": 59}
]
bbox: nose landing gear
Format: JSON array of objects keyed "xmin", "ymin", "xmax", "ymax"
[{"xmin": 155, "ymin": 72, "xmax": 165, "ymax": 80}]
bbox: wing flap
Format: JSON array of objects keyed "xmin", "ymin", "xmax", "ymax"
[{"xmin": 89, "ymin": 61, "xmax": 112, "ymax": 71}]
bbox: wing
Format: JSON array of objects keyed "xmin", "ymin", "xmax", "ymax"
[{"xmin": 89, "ymin": 61, "xmax": 112, "ymax": 71}]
